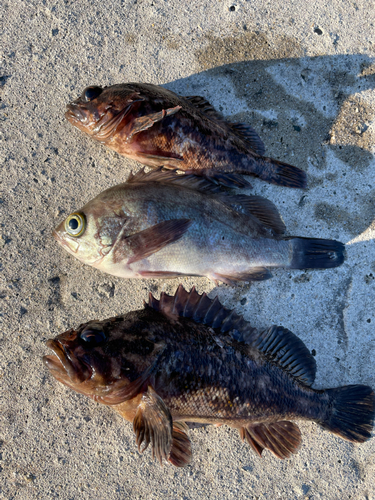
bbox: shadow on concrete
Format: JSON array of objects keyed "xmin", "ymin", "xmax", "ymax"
[{"xmin": 161, "ymin": 38, "xmax": 375, "ymax": 238}]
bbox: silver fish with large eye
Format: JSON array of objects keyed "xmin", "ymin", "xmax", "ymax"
[{"xmin": 53, "ymin": 169, "xmax": 345, "ymax": 284}]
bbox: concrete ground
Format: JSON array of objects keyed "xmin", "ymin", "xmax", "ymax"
[{"xmin": 1, "ymin": 0, "xmax": 375, "ymax": 498}]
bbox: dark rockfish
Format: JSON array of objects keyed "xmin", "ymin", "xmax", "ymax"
[
  {"xmin": 53, "ymin": 169, "xmax": 344, "ymax": 285},
  {"xmin": 43, "ymin": 286, "xmax": 374, "ymax": 467},
  {"xmin": 65, "ymin": 83, "xmax": 307, "ymax": 189}
]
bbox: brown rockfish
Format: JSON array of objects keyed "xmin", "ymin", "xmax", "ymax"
[
  {"xmin": 43, "ymin": 286, "xmax": 374, "ymax": 467},
  {"xmin": 53, "ymin": 169, "xmax": 344, "ymax": 284},
  {"xmin": 65, "ymin": 83, "xmax": 307, "ymax": 189}
]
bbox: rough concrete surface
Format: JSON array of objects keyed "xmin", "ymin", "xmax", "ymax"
[{"xmin": 1, "ymin": 0, "xmax": 375, "ymax": 499}]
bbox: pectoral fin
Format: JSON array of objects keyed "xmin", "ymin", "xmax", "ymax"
[
  {"xmin": 112, "ymin": 219, "xmax": 192, "ymax": 265},
  {"xmin": 126, "ymin": 105, "xmax": 182, "ymax": 142},
  {"xmin": 136, "ymin": 152, "xmax": 183, "ymax": 169},
  {"xmin": 133, "ymin": 386, "xmax": 173, "ymax": 464},
  {"xmin": 240, "ymin": 421, "xmax": 301, "ymax": 459}
]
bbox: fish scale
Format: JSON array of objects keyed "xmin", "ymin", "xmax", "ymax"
[
  {"xmin": 54, "ymin": 169, "xmax": 345, "ymax": 285},
  {"xmin": 44, "ymin": 286, "xmax": 374, "ymax": 467},
  {"xmin": 65, "ymin": 82, "xmax": 307, "ymax": 189}
]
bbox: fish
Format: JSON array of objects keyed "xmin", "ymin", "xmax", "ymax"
[
  {"xmin": 65, "ymin": 82, "xmax": 307, "ymax": 189},
  {"xmin": 53, "ymin": 169, "xmax": 345, "ymax": 285},
  {"xmin": 43, "ymin": 285, "xmax": 375, "ymax": 467}
]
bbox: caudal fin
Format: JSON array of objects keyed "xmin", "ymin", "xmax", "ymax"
[
  {"xmin": 254, "ymin": 157, "xmax": 307, "ymax": 189},
  {"xmin": 320, "ymin": 385, "xmax": 374, "ymax": 443},
  {"xmin": 290, "ymin": 238, "xmax": 345, "ymax": 269}
]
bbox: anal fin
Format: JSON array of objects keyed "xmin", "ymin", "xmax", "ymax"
[
  {"xmin": 133, "ymin": 386, "xmax": 173, "ymax": 464},
  {"xmin": 139, "ymin": 270, "xmax": 197, "ymax": 279},
  {"xmin": 240, "ymin": 421, "xmax": 301, "ymax": 459},
  {"xmin": 198, "ymin": 169, "xmax": 252, "ymax": 189},
  {"xmin": 212, "ymin": 268, "xmax": 272, "ymax": 285}
]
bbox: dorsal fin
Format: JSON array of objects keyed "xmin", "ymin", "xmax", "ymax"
[
  {"xmin": 184, "ymin": 95, "xmax": 224, "ymax": 121},
  {"xmin": 219, "ymin": 194, "xmax": 285, "ymax": 235},
  {"xmin": 247, "ymin": 326, "xmax": 317, "ymax": 386},
  {"xmin": 127, "ymin": 169, "xmax": 284, "ymax": 235},
  {"xmin": 146, "ymin": 286, "xmax": 316, "ymax": 387},
  {"xmin": 184, "ymin": 96, "xmax": 265, "ymax": 156},
  {"xmin": 146, "ymin": 285, "xmax": 256, "ymax": 341},
  {"xmin": 228, "ymin": 123, "xmax": 266, "ymax": 156},
  {"xmin": 126, "ymin": 167, "xmax": 221, "ymax": 194}
]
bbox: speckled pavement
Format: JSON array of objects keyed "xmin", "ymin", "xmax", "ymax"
[{"xmin": 0, "ymin": 1, "xmax": 375, "ymax": 498}]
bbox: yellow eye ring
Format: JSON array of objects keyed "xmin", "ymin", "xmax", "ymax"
[{"xmin": 65, "ymin": 212, "xmax": 86, "ymax": 237}]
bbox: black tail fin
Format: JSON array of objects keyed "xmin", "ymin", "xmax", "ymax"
[
  {"xmin": 319, "ymin": 385, "xmax": 374, "ymax": 443},
  {"xmin": 254, "ymin": 157, "xmax": 307, "ymax": 189},
  {"xmin": 290, "ymin": 238, "xmax": 345, "ymax": 269}
]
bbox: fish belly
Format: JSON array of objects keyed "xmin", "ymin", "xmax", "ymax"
[{"xmin": 127, "ymin": 231, "xmax": 292, "ymax": 280}]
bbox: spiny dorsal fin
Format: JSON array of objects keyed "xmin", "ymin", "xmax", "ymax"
[
  {"xmin": 184, "ymin": 95, "xmax": 224, "ymax": 121},
  {"xmin": 185, "ymin": 96, "xmax": 266, "ymax": 156},
  {"xmin": 147, "ymin": 287, "xmax": 316, "ymax": 386},
  {"xmin": 147, "ymin": 285, "xmax": 256, "ymax": 341},
  {"xmin": 247, "ymin": 325, "xmax": 316, "ymax": 386},
  {"xmin": 126, "ymin": 167, "xmax": 221, "ymax": 194},
  {"xmin": 127, "ymin": 170, "xmax": 284, "ymax": 235}
]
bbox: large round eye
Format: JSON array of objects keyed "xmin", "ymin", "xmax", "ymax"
[
  {"xmin": 83, "ymin": 86, "xmax": 103, "ymax": 102},
  {"xmin": 80, "ymin": 328, "xmax": 107, "ymax": 345},
  {"xmin": 64, "ymin": 212, "xmax": 86, "ymax": 237}
]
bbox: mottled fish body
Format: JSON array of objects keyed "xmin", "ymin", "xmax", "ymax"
[
  {"xmin": 65, "ymin": 83, "xmax": 307, "ymax": 189},
  {"xmin": 44, "ymin": 286, "xmax": 375, "ymax": 467},
  {"xmin": 53, "ymin": 169, "xmax": 344, "ymax": 284}
]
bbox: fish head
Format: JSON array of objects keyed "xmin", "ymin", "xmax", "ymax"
[
  {"xmin": 53, "ymin": 191, "xmax": 130, "ymax": 267},
  {"xmin": 65, "ymin": 85, "xmax": 143, "ymax": 142},
  {"xmin": 43, "ymin": 311, "xmax": 165, "ymax": 404}
]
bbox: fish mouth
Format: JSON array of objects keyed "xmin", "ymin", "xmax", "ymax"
[
  {"xmin": 66, "ymin": 100, "xmax": 131, "ymax": 141},
  {"xmin": 52, "ymin": 228, "xmax": 80, "ymax": 254},
  {"xmin": 65, "ymin": 103, "xmax": 86, "ymax": 125},
  {"xmin": 44, "ymin": 339, "xmax": 92, "ymax": 384},
  {"xmin": 52, "ymin": 228, "xmax": 63, "ymax": 244}
]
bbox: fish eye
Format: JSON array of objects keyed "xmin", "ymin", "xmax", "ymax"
[
  {"xmin": 83, "ymin": 86, "xmax": 103, "ymax": 102},
  {"xmin": 80, "ymin": 328, "xmax": 107, "ymax": 345},
  {"xmin": 65, "ymin": 212, "xmax": 86, "ymax": 237}
]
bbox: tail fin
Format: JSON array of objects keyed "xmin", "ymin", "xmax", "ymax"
[
  {"xmin": 254, "ymin": 157, "xmax": 307, "ymax": 189},
  {"xmin": 320, "ymin": 385, "xmax": 374, "ymax": 443},
  {"xmin": 290, "ymin": 238, "xmax": 345, "ymax": 269}
]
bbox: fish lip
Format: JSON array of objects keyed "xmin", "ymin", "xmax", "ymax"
[
  {"xmin": 52, "ymin": 228, "xmax": 62, "ymax": 243},
  {"xmin": 44, "ymin": 339, "xmax": 92, "ymax": 383},
  {"xmin": 53, "ymin": 227, "xmax": 105, "ymax": 265},
  {"xmin": 52, "ymin": 229, "xmax": 79, "ymax": 254},
  {"xmin": 65, "ymin": 103, "xmax": 85, "ymax": 124}
]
